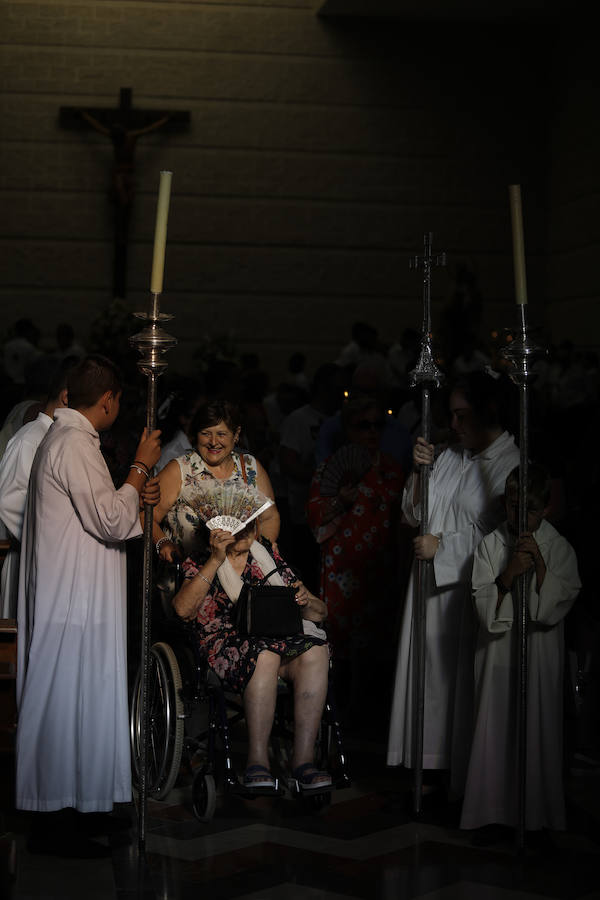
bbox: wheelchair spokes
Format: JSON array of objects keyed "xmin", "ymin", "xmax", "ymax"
[{"xmin": 130, "ymin": 642, "xmax": 185, "ymax": 799}]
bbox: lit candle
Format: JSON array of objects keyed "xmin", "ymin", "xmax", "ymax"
[
  {"xmin": 508, "ymin": 184, "xmax": 527, "ymax": 305},
  {"xmin": 150, "ymin": 170, "xmax": 173, "ymax": 294}
]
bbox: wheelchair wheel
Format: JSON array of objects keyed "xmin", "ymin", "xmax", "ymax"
[
  {"xmin": 192, "ymin": 769, "xmax": 217, "ymax": 822},
  {"xmin": 130, "ymin": 641, "xmax": 185, "ymax": 800}
]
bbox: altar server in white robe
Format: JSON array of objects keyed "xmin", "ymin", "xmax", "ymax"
[
  {"xmin": 15, "ymin": 355, "xmax": 160, "ymax": 848},
  {"xmin": 387, "ymin": 371, "xmax": 519, "ymax": 789},
  {"xmin": 0, "ymin": 358, "xmax": 75, "ymax": 618},
  {"xmin": 460, "ymin": 464, "xmax": 580, "ymax": 835}
]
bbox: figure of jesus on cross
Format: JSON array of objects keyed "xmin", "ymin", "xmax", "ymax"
[{"xmin": 60, "ymin": 88, "xmax": 190, "ymax": 298}]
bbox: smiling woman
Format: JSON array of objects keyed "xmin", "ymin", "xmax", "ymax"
[{"xmin": 150, "ymin": 400, "xmax": 280, "ymax": 564}]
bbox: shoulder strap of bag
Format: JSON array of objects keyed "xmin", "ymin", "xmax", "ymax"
[
  {"xmin": 239, "ymin": 452, "xmax": 248, "ymax": 484},
  {"xmin": 257, "ymin": 564, "xmax": 299, "ymax": 586}
]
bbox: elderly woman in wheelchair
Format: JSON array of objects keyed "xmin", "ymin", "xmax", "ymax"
[{"xmin": 172, "ymin": 519, "xmax": 332, "ymax": 792}]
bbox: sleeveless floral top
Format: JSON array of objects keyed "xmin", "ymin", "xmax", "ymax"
[{"xmin": 162, "ymin": 449, "xmax": 258, "ymax": 557}]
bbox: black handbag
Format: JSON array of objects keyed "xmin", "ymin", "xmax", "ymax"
[{"xmin": 235, "ymin": 566, "xmax": 303, "ymax": 637}]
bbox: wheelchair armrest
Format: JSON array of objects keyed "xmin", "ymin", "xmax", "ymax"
[
  {"xmin": 173, "ymin": 561, "xmax": 185, "ymax": 591},
  {"xmin": 157, "ymin": 560, "xmax": 185, "ymax": 589}
]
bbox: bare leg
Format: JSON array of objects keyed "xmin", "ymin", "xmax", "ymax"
[
  {"xmin": 281, "ymin": 644, "xmax": 329, "ymax": 773},
  {"xmin": 243, "ymin": 650, "xmax": 281, "ymax": 771}
]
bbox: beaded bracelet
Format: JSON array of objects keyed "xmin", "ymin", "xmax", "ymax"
[{"xmin": 155, "ymin": 537, "xmax": 170, "ymax": 556}]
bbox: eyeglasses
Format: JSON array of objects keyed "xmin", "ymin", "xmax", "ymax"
[{"xmin": 354, "ymin": 419, "xmax": 385, "ymax": 431}]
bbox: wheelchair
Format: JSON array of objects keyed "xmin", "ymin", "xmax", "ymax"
[{"xmin": 129, "ymin": 567, "xmax": 351, "ymax": 822}]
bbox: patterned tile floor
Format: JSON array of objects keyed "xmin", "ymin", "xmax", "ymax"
[{"xmin": 4, "ymin": 731, "xmax": 600, "ymax": 900}]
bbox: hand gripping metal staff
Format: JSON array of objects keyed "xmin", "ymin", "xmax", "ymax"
[
  {"xmin": 408, "ymin": 232, "xmax": 445, "ymax": 816},
  {"xmin": 501, "ymin": 185, "xmax": 544, "ymax": 852},
  {"xmin": 129, "ymin": 172, "xmax": 177, "ymax": 854}
]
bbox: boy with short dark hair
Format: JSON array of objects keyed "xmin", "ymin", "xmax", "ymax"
[
  {"xmin": 460, "ymin": 463, "xmax": 581, "ymax": 840},
  {"xmin": 15, "ymin": 354, "xmax": 161, "ymax": 857}
]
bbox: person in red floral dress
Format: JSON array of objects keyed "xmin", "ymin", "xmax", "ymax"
[{"xmin": 308, "ymin": 397, "xmax": 405, "ymax": 723}]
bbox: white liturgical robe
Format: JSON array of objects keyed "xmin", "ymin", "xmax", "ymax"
[
  {"xmin": 387, "ymin": 431, "xmax": 520, "ymax": 771},
  {"xmin": 460, "ymin": 519, "xmax": 580, "ymax": 831},
  {"xmin": 0, "ymin": 412, "xmax": 53, "ymax": 619},
  {"xmin": 16, "ymin": 408, "xmax": 142, "ymax": 812}
]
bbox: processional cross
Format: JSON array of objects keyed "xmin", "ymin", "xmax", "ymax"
[
  {"xmin": 59, "ymin": 88, "xmax": 190, "ymax": 298},
  {"xmin": 409, "ymin": 232, "xmax": 446, "ymax": 378},
  {"xmin": 408, "ymin": 232, "xmax": 446, "ymax": 816}
]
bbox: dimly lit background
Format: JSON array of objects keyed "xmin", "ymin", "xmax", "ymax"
[{"xmin": 1, "ymin": 0, "xmax": 598, "ymax": 380}]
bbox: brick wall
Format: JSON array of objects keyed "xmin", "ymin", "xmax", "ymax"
[{"xmin": 0, "ymin": 1, "xmax": 593, "ymax": 384}]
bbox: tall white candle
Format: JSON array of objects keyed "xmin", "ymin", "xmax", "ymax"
[
  {"xmin": 508, "ymin": 184, "xmax": 528, "ymax": 305},
  {"xmin": 150, "ymin": 170, "xmax": 173, "ymax": 294}
]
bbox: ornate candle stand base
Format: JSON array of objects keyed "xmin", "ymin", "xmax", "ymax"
[
  {"xmin": 130, "ymin": 292, "xmax": 178, "ymax": 383},
  {"xmin": 500, "ymin": 304, "xmax": 543, "ymax": 387},
  {"xmin": 129, "ymin": 291, "xmax": 177, "ymax": 852}
]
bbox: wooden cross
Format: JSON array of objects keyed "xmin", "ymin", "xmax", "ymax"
[{"xmin": 60, "ymin": 88, "xmax": 190, "ymax": 298}]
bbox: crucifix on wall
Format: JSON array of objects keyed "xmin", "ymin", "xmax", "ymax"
[{"xmin": 59, "ymin": 88, "xmax": 190, "ymax": 298}]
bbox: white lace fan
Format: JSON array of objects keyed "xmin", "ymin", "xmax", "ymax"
[
  {"xmin": 186, "ymin": 480, "xmax": 273, "ymax": 535},
  {"xmin": 319, "ymin": 443, "xmax": 372, "ymax": 497}
]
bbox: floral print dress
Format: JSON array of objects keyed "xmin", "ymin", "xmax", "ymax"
[
  {"xmin": 181, "ymin": 538, "xmax": 327, "ymax": 693},
  {"xmin": 163, "ymin": 449, "xmax": 259, "ymax": 557},
  {"xmin": 307, "ymin": 452, "xmax": 405, "ymax": 660}
]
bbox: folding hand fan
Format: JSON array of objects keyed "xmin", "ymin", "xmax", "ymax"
[
  {"xmin": 319, "ymin": 443, "xmax": 372, "ymax": 497},
  {"xmin": 187, "ymin": 480, "xmax": 273, "ymax": 535}
]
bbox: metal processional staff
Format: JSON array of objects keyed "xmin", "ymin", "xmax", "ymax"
[
  {"xmin": 501, "ymin": 184, "xmax": 543, "ymax": 852},
  {"xmin": 130, "ymin": 171, "xmax": 177, "ymax": 852},
  {"xmin": 408, "ymin": 232, "xmax": 446, "ymax": 816}
]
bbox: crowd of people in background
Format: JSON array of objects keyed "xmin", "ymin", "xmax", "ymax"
[{"xmin": 0, "ymin": 302, "xmax": 598, "ymax": 846}]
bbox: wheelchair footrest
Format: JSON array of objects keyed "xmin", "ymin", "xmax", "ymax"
[
  {"xmin": 231, "ymin": 781, "xmax": 283, "ymax": 800},
  {"xmin": 232, "ymin": 777, "xmax": 283, "ymax": 798},
  {"xmin": 288, "ymin": 777, "xmax": 333, "ymax": 796}
]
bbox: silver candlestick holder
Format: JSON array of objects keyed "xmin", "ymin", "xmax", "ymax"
[
  {"xmin": 500, "ymin": 302, "xmax": 544, "ymax": 853},
  {"xmin": 129, "ymin": 290, "xmax": 176, "ymax": 853}
]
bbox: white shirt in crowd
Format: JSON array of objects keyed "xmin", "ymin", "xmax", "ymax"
[{"xmin": 0, "ymin": 412, "xmax": 53, "ymax": 618}]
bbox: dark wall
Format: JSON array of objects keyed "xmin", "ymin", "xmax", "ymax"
[
  {"xmin": 546, "ymin": 29, "xmax": 600, "ymax": 345},
  {"xmin": 0, "ymin": 2, "xmax": 594, "ymax": 381}
]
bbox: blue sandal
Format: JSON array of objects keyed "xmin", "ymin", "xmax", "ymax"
[
  {"xmin": 243, "ymin": 765, "xmax": 276, "ymax": 789},
  {"xmin": 292, "ymin": 763, "xmax": 332, "ymax": 791}
]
